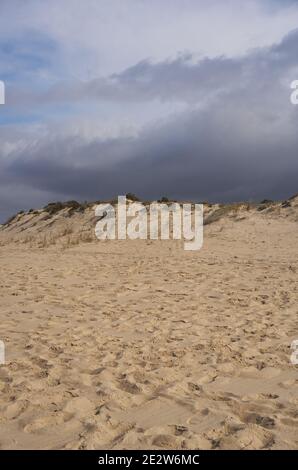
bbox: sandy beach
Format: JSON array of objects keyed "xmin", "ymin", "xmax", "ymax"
[{"xmin": 0, "ymin": 201, "xmax": 297, "ymax": 450}]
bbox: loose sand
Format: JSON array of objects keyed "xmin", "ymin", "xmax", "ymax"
[{"xmin": 0, "ymin": 209, "xmax": 297, "ymax": 449}]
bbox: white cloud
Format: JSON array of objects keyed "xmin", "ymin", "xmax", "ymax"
[{"xmin": 1, "ymin": 0, "xmax": 298, "ymax": 79}]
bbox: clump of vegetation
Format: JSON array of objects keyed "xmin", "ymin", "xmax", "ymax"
[
  {"xmin": 257, "ymin": 199, "xmax": 276, "ymax": 212},
  {"xmin": 204, "ymin": 203, "xmax": 250, "ymax": 225},
  {"xmin": 44, "ymin": 200, "xmax": 85, "ymax": 216},
  {"xmin": 158, "ymin": 196, "xmax": 169, "ymax": 203},
  {"xmin": 126, "ymin": 193, "xmax": 140, "ymax": 202},
  {"xmin": 67, "ymin": 201, "xmax": 85, "ymax": 215},
  {"xmin": 260, "ymin": 199, "xmax": 273, "ymax": 205},
  {"xmin": 281, "ymin": 200, "xmax": 291, "ymax": 208},
  {"xmin": 44, "ymin": 202, "xmax": 65, "ymax": 215}
]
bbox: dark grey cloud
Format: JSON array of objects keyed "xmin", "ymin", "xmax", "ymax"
[
  {"xmin": 12, "ymin": 27, "xmax": 296, "ymax": 107},
  {"xmin": 1, "ymin": 29, "xmax": 298, "ymax": 221},
  {"xmin": 8, "ymin": 28, "xmax": 298, "ymax": 108}
]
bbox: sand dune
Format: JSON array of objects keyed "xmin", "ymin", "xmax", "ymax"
[{"xmin": 0, "ymin": 198, "xmax": 297, "ymax": 449}]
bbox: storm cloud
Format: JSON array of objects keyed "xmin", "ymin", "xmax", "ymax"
[{"xmin": 0, "ymin": 1, "xmax": 298, "ymax": 221}]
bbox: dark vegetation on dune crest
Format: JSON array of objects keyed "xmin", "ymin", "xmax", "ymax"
[{"xmin": 1, "ymin": 193, "xmax": 297, "ymax": 228}]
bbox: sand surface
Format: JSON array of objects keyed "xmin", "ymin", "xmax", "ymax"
[{"xmin": 0, "ymin": 212, "xmax": 298, "ymax": 449}]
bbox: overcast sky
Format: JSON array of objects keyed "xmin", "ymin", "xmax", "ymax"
[{"xmin": 0, "ymin": 0, "xmax": 298, "ymax": 221}]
